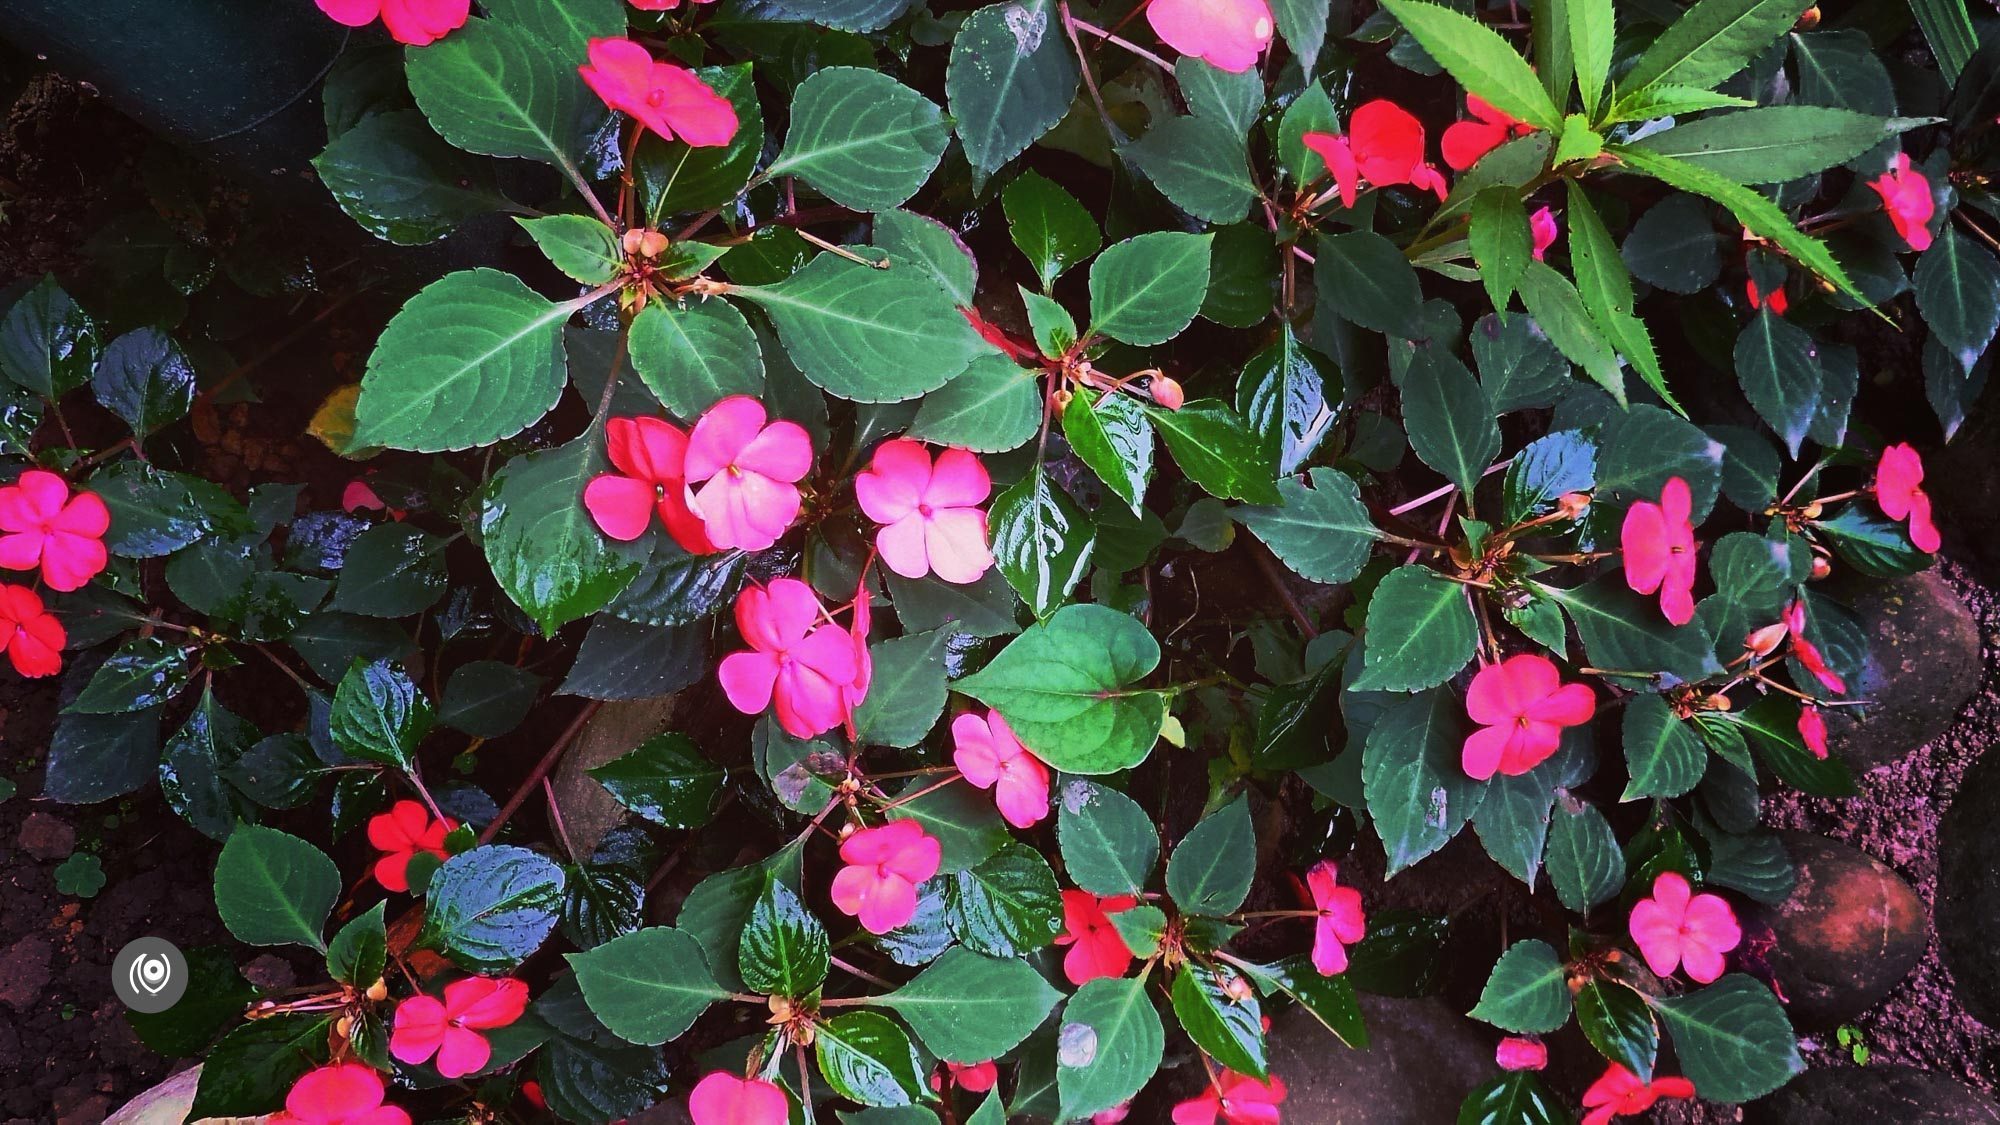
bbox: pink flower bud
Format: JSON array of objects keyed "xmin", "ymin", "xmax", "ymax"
[{"xmin": 1495, "ymin": 1036, "xmax": 1548, "ymax": 1072}]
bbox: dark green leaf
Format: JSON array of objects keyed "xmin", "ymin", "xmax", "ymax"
[
  {"xmin": 421, "ymin": 844, "xmax": 566, "ymax": 972},
  {"xmin": 567, "ymin": 926, "xmax": 726, "ymax": 1044},
  {"xmin": 986, "ymin": 467, "xmax": 1096, "ymax": 617},
  {"xmin": 1351, "ymin": 566, "xmax": 1477, "ymax": 692},
  {"xmin": 1362, "ymin": 690, "xmax": 1489, "ymax": 875},
  {"xmin": 1165, "ymin": 795, "xmax": 1255, "ymax": 916},
  {"xmin": 214, "ymin": 823, "xmax": 339, "ymax": 951},
  {"xmin": 589, "ymin": 733, "xmax": 723, "ymax": 829}
]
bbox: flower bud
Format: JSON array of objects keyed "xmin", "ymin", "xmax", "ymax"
[
  {"xmin": 622, "ymin": 227, "xmax": 670, "ymax": 259},
  {"xmin": 1221, "ymin": 974, "xmax": 1253, "ymax": 1003},
  {"xmin": 1797, "ymin": 5, "xmax": 1821, "ymax": 29},
  {"xmin": 1744, "ymin": 622, "xmax": 1788, "ymax": 656},
  {"xmin": 1495, "ymin": 1036, "xmax": 1548, "ymax": 1072},
  {"xmin": 365, "ymin": 978, "xmax": 389, "ymax": 1002},
  {"xmin": 1148, "ymin": 375, "xmax": 1185, "ymax": 411},
  {"xmin": 1801, "ymin": 501, "xmax": 1824, "ymax": 520},
  {"xmin": 1557, "ymin": 492, "xmax": 1592, "ymax": 518},
  {"xmin": 1051, "ymin": 388, "xmax": 1074, "ymax": 412},
  {"xmin": 1810, "ymin": 556, "xmax": 1831, "ymax": 580}
]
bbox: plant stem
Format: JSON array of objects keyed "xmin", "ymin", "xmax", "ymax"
[{"xmin": 480, "ymin": 700, "xmax": 603, "ymax": 844}]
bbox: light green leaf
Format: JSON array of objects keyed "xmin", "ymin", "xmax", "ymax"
[
  {"xmin": 1469, "ymin": 939, "xmax": 1571, "ymax": 1033},
  {"xmin": 628, "ymin": 298, "xmax": 765, "ymax": 418},
  {"xmin": 1055, "ymin": 978, "xmax": 1166, "ymax": 1120},
  {"xmin": 1629, "ymin": 106, "xmax": 1930, "ymax": 183},
  {"xmin": 956, "ymin": 603, "xmax": 1165, "ymax": 775},
  {"xmin": 1565, "ymin": 185, "xmax": 1671, "ymax": 409},
  {"xmin": 1570, "ymin": 0, "xmax": 1613, "ymax": 115},
  {"xmin": 1057, "ymin": 779, "xmax": 1159, "ymax": 896},
  {"xmin": 1147, "ymin": 399, "xmax": 1279, "ymax": 504},
  {"xmin": 769, "ymin": 67, "xmax": 949, "ymax": 211},
  {"xmin": 1623, "ymin": 0, "xmax": 1815, "ymax": 98},
  {"xmin": 907, "ymin": 353, "xmax": 1040, "ymax": 453},
  {"xmin": 1470, "ymin": 189, "xmax": 1532, "ymax": 311},
  {"xmin": 816, "ymin": 1011, "xmax": 929, "ymax": 1108},
  {"xmin": 405, "ymin": 18, "xmax": 588, "ymax": 167},
  {"xmin": 1088, "ymin": 231, "xmax": 1213, "ymax": 345},
  {"xmin": 515, "ymin": 214, "xmax": 620, "ymax": 284},
  {"xmin": 1380, "ymin": 0, "xmax": 1562, "ymax": 131}
]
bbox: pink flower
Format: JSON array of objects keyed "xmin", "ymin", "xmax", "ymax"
[
  {"xmin": 844, "ymin": 581, "xmax": 874, "ymax": 720},
  {"xmin": 952, "ymin": 710, "xmax": 1051, "ymax": 829},
  {"xmin": 1461, "ymin": 655, "xmax": 1597, "ymax": 780},
  {"xmin": 1055, "ymin": 890, "xmax": 1138, "ymax": 985},
  {"xmin": 1530, "ymin": 206, "xmax": 1559, "ymax": 261},
  {"xmin": 1150, "ymin": 375, "xmax": 1186, "ymax": 411},
  {"xmin": 1875, "ymin": 442, "xmax": 1940, "ymax": 553},
  {"xmin": 1146, "ymin": 0, "xmax": 1275, "ymax": 73},
  {"xmin": 855, "ymin": 440, "xmax": 994, "ymax": 584},
  {"xmin": 1171, "ymin": 1069, "xmax": 1288, "ymax": 1125},
  {"xmin": 314, "ymin": 0, "xmax": 467, "ymax": 46},
  {"xmin": 1798, "ymin": 705, "xmax": 1829, "ymax": 760},
  {"xmin": 930, "ymin": 1060, "xmax": 999, "ymax": 1093},
  {"xmin": 1092, "ymin": 1106, "xmax": 1132, "ymax": 1125},
  {"xmin": 0, "ymin": 584, "xmax": 64, "ymax": 679},
  {"xmin": 688, "ymin": 1072, "xmax": 789, "ymax": 1125},
  {"xmin": 366, "ymin": 800, "xmax": 456, "ymax": 894},
  {"xmin": 1868, "ymin": 153, "xmax": 1935, "ymax": 252},
  {"xmin": 1495, "ymin": 1037, "xmax": 1548, "ymax": 1072},
  {"xmin": 1442, "ymin": 94, "xmax": 1537, "ymax": 170},
  {"xmin": 1628, "ymin": 871, "xmax": 1741, "ymax": 984},
  {"xmin": 1302, "ymin": 100, "xmax": 1449, "ymax": 209},
  {"xmin": 0, "ymin": 470, "xmax": 109, "ymax": 592},
  {"xmin": 718, "ymin": 579, "xmax": 859, "ymax": 738},
  {"xmin": 631, "ymin": 0, "xmax": 718, "ymax": 8},
  {"xmin": 390, "ymin": 977, "xmax": 528, "ymax": 1078},
  {"xmin": 1782, "ymin": 598, "xmax": 1846, "ymax": 695},
  {"xmin": 1581, "ymin": 1063, "xmax": 1696, "ymax": 1125},
  {"xmin": 271, "ymin": 1064, "xmax": 412, "ymax": 1125},
  {"xmin": 1306, "ymin": 860, "xmax": 1365, "ymax": 976},
  {"xmin": 1621, "ymin": 476, "xmax": 1699, "ymax": 626},
  {"xmin": 682, "ymin": 396, "xmax": 813, "ymax": 552},
  {"xmin": 583, "ymin": 416, "xmax": 717, "ymax": 554},
  {"xmin": 580, "ymin": 38, "xmax": 738, "ymax": 147},
  {"xmin": 829, "ymin": 820, "xmax": 943, "ymax": 934}
]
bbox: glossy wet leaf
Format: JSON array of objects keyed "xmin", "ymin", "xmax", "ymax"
[
  {"xmin": 986, "ymin": 467, "xmax": 1096, "ymax": 618},
  {"xmin": 634, "ymin": 63, "xmax": 764, "ymax": 220},
  {"xmin": 481, "ymin": 434, "xmax": 648, "ymax": 634},
  {"xmin": 422, "ymin": 844, "xmax": 566, "ymax": 973},
  {"xmin": 1057, "ymin": 779, "xmax": 1159, "ymax": 896},
  {"xmin": 816, "ymin": 1010, "xmax": 929, "ymax": 1108},
  {"xmin": 1004, "ymin": 170, "xmax": 1100, "ymax": 289},
  {"xmin": 588, "ymin": 732, "xmax": 724, "ymax": 830},
  {"xmin": 948, "ymin": 0, "xmax": 1079, "ymax": 186},
  {"xmin": 331, "ymin": 523, "xmax": 448, "ymax": 618},
  {"xmin": 1171, "ymin": 963, "xmax": 1267, "ymax": 1078},
  {"xmin": 628, "ymin": 296, "xmax": 765, "ymax": 418},
  {"xmin": 1056, "ymin": 976, "xmax": 1166, "ymax": 1119},
  {"xmin": 769, "ymin": 67, "xmax": 948, "ymax": 211},
  {"xmin": 1576, "ymin": 978, "xmax": 1658, "ymax": 1080},
  {"xmin": 956, "ymin": 603, "xmax": 1165, "ymax": 774},
  {"xmin": 93, "ymin": 327, "xmax": 195, "ymax": 437},
  {"xmin": 0, "ymin": 274, "xmax": 100, "ymax": 398},
  {"xmin": 1148, "ymin": 399, "xmax": 1279, "ymax": 504},
  {"xmin": 1063, "ymin": 390, "xmax": 1154, "ymax": 514},
  {"xmin": 1468, "ymin": 939, "xmax": 1570, "ymax": 1033},
  {"xmin": 68, "ymin": 635, "xmax": 195, "ymax": 714},
  {"xmin": 329, "ymin": 659, "xmax": 432, "ymax": 771},
  {"xmin": 740, "ymin": 876, "xmax": 829, "ymax": 999}
]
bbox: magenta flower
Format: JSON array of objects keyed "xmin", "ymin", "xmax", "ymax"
[
  {"xmin": 0, "ymin": 469, "xmax": 110, "ymax": 592},
  {"xmin": 682, "ymin": 396, "xmax": 813, "ymax": 552},
  {"xmin": 1055, "ymin": 890, "xmax": 1138, "ymax": 985},
  {"xmin": 1874, "ymin": 442, "xmax": 1940, "ymax": 553},
  {"xmin": 1781, "ymin": 598, "xmax": 1847, "ymax": 695},
  {"xmin": 1628, "ymin": 871, "xmax": 1741, "ymax": 984},
  {"xmin": 1798, "ymin": 704, "xmax": 1829, "ymax": 760},
  {"xmin": 687, "ymin": 1072, "xmax": 788, "ymax": 1124},
  {"xmin": 830, "ymin": 820, "xmax": 942, "ymax": 933},
  {"xmin": 717, "ymin": 579, "xmax": 859, "ymax": 738},
  {"xmin": 855, "ymin": 439, "xmax": 994, "ymax": 584},
  {"xmin": 583, "ymin": 416, "xmax": 717, "ymax": 554},
  {"xmin": 1170, "ymin": 1069, "xmax": 1288, "ymax": 1125},
  {"xmin": 390, "ymin": 976, "xmax": 528, "ymax": 1078},
  {"xmin": 1495, "ymin": 1036, "xmax": 1548, "ymax": 1072},
  {"xmin": 951, "ymin": 710, "xmax": 1051, "ymax": 829},
  {"xmin": 1621, "ymin": 476, "xmax": 1698, "ymax": 626},
  {"xmin": 315, "ymin": 0, "xmax": 467, "ymax": 46},
  {"xmin": 1581, "ymin": 1063, "xmax": 1695, "ymax": 1125},
  {"xmin": 1302, "ymin": 100, "xmax": 1449, "ymax": 210},
  {"xmin": 1146, "ymin": 0, "xmax": 1274, "ymax": 73},
  {"xmin": 579, "ymin": 38, "xmax": 738, "ymax": 147},
  {"xmin": 931, "ymin": 1060, "xmax": 999, "ymax": 1093},
  {"xmin": 1529, "ymin": 206, "xmax": 1560, "ymax": 261},
  {"xmin": 270, "ymin": 1064, "xmax": 411, "ymax": 1125},
  {"xmin": 1867, "ymin": 153, "xmax": 1936, "ymax": 252},
  {"xmin": 0, "ymin": 584, "xmax": 64, "ymax": 679},
  {"xmin": 1461, "ymin": 655, "xmax": 1596, "ymax": 780},
  {"xmin": 1305, "ymin": 860, "xmax": 1365, "ymax": 976}
]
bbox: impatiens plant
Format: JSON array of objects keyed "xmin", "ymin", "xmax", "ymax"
[{"xmin": 6, "ymin": 0, "xmax": 1999, "ymax": 1120}]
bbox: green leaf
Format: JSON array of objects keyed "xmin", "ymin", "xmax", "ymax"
[
  {"xmin": 1064, "ymin": 390, "xmax": 1155, "ymax": 514},
  {"xmin": 189, "ymin": 1014, "xmax": 331, "ymax": 1118},
  {"xmin": 1502, "ymin": 428, "xmax": 1596, "ymax": 524},
  {"xmin": 1351, "ymin": 566, "xmax": 1477, "ymax": 692},
  {"xmin": 566, "ymin": 926, "xmax": 726, "ymax": 1044},
  {"xmin": 947, "ymin": 0, "xmax": 1079, "ymax": 186},
  {"xmin": 768, "ymin": 67, "xmax": 949, "ymax": 211},
  {"xmin": 1057, "ymin": 779, "xmax": 1159, "ymax": 896},
  {"xmin": 1816, "ymin": 503, "xmax": 1932, "ymax": 578},
  {"xmin": 1621, "ymin": 694, "xmax": 1708, "ymax": 801},
  {"xmin": 1553, "ymin": 114, "xmax": 1607, "ymax": 165},
  {"xmin": 987, "ymin": 467, "xmax": 1096, "ymax": 617},
  {"xmin": 327, "ymin": 902, "xmax": 389, "ymax": 987},
  {"xmin": 852, "ymin": 629, "xmax": 951, "ymax": 748},
  {"xmin": 516, "ymin": 215, "xmax": 620, "ymax": 284},
  {"xmin": 1469, "ymin": 939, "xmax": 1571, "ymax": 1033},
  {"xmin": 1171, "ymin": 963, "xmax": 1267, "ymax": 1078},
  {"xmin": 94, "ymin": 462, "xmax": 249, "ymax": 559},
  {"xmin": 885, "ymin": 567, "xmax": 1022, "ymax": 639},
  {"xmin": 1088, "ymin": 231, "xmax": 1213, "ymax": 346},
  {"xmin": 1594, "ymin": 403, "xmax": 1724, "ymax": 516},
  {"xmin": 332, "ymin": 523, "xmax": 448, "ymax": 618},
  {"xmin": 1576, "ymin": 979, "xmax": 1658, "ymax": 1080},
  {"xmin": 421, "ymin": 844, "xmax": 566, "ymax": 972},
  {"xmin": 1315, "ymin": 230, "xmax": 1426, "ymax": 339},
  {"xmin": 1622, "ymin": 0, "xmax": 1815, "ymax": 98},
  {"xmin": 737, "ymin": 253, "xmax": 981, "ymax": 403},
  {"xmin": 740, "ymin": 876, "xmax": 830, "ymax": 999},
  {"xmin": 438, "ymin": 660, "xmax": 543, "ymax": 738},
  {"xmin": 68, "ymin": 636, "xmax": 194, "ymax": 714},
  {"xmin": 1024, "ymin": 288, "xmax": 1078, "ymax": 357},
  {"xmin": 1147, "ymin": 399, "xmax": 1279, "ymax": 504},
  {"xmin": 743, "ymin": 0, "xmax": 907, "ymax": 32},
  {"xmin": 816, "ymin": 1011, "xmax": 929, "ymax": 1109},
  {"xmin": 1912, "ymin": 0, "xmax": 1979, "ymax": 84},
  {"xmin": 1278, "ymin": 84, "xmax": 1339, "ymax": 186},
  {"xmin": 1732, "ymin": 695, "xmax": 1856, "ymax": 796},
  {"xmin": 907, "ymin": 353, "xmax": 1040, "ymax": 453},
  {"xmin": 329, "ymin": 659, "xmax": 433, "ymax": 771},
  {"xmin": 1628, "ymin": 107, "xmax": 1929, "ymax": 183},
  {"xmin": 1380, "ymin": 0, "xmax": 1562, "ymax": 130},
  {"xmin": 1401, "ymin": 345, "xmax": 1500, "ymax": 499},
  {"xmin": 589, "ymin": 733, "xmax": 724, "ymax": 829},
  {"xmin": 635, "ymin": 63, "xmax": 764, "ymax": 220},
  {"xmin": 1565, "ymin": 185, "xmax": 1671, "ymax": 409},
  {"xmin": 1362, "ymin": 691, "xmax": 1489, "ymax": 875},
  {"xmin": 1124, "ymin": 115, "xmax": 1256, "ymax": 224},
  {"xmin": 214, "ymin": 824, "xmax": 339, "ymax": 951},
  {"xmin": 0, "ymin": 274, "xmax": 100, "ymax": 398},
  {"xmin": 1915, "ymin": 225, "xmax": 2000, "ymax": 374},
  {"xmin": 1471, "ymin": 189, "xmax": 1532, "ymax": 311},
  {"xmin": 888, "ymin": 781, "xmax": 1012, "ymax": 874},
  {"xmin": 354, "ymin": 269, "xmax": 572, "ymax": 451},
  {"xmin": 1654, "ymin": 975, "xmax": 1803, "ymax": 1101},
  {"xmin": 1517, "ymin": 260, "xmax": 1626, "ymax": 403},
  {"xmin": 956, "ymin": 603, "xmax": 1165, "ymax": 774},
  {"xmin": 1270, "ymin": 0, "xmax": 1330, "ymax": 72},
  {"xmin": 948, "ymin": 842, "xmax": 1064, "ymax": 956},
  {"xmin": 1570, "ymin": 0, "xmax": 1613, "ymax": 115},
  {"xmin": 1734, "ymin": 310, "xmax": 1823, "ymax": 457},
  {"xmin": 1165, "ymin": 795, "xmax": 1255, "ymax": 916},
  {"xmin": 157, "ymin": 701, "xmax": 269, "ymax": 841},
  {"xmin": 1535, "ymin": 575, "xmax": 1723, "ymax": 688},
  {"xmin": 481, "ymin": 0, "xmax": 623, "ymax": 56},
  {"xmin": 1236, "ymin": 324, "xmax": 1341, "ymax": 475},
  {"xmin": 405, "ymin": 18, "xmax": 587, "ymax": 167},
  {"xmin": 630, "ymin": 298, "xmax": 764, "ymax": 418},
  {"xmin": 1606, "ymin": 84, "xmax": 1758, "ymax": 122},
  {"xmin": 1622, "ymin": 193, "xmax": 1724, "ymax": 295},
  {"xmin": 480, "ymin": 433, "xmax": 648, "ymax": 634},
  {"xmin": 92, "ymin": 328, "xmax": 195, "ymax": 438},
  {"xmin": 880, "ymin": 946, "xmax": 1063, "ymax": 1062},
  {"xmin": 1236, "ymin": 468, "xmax": 1378, "ymax": 585},
  {"xmin": 1473, "ymin": 312, "xmax": 1573, "ymax": 413},
  {"xmin": 1458, "ymin": 1072, "xmax": 1573, "ymax": 1125},
  {"xmin": 1238, "ymin": 956, "xmax": 1369, "ymax": 1047},
  {"xmin": 1547, "ymin": 799, "xmax": 1626, "ymax": 911},
  {"xmin": 875, "ymin": 210, "xmax": 978, "ymax": 306},
  {"xmin": 1055, "ymin": 977, "xmax": 1166, "ymax": 1120},
  {"xmin": 1005, "ymin": 171, "xmax": 1102, "ymax": 290}
]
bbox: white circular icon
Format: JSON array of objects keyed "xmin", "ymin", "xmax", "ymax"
[{"xmin": 112, "ymin": 938, "xmax": 187, "ymax": 1014}]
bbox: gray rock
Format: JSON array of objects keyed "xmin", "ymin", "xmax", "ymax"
[
  {"xmin": 16, "ymin": 811, "xmax": 74, "ymax": 862},
  {"xmin": 1749, "ymin": 833, "xmax": 1926, "ymax": 1026},
  {"xmin": 1748, "ymin": 1065, "xmax": 2000, "ymax": 1123},
  {"xmin": 1263, "ymin": 994, "xmax": 1491, "ymax": 1124},
  {"xmin": 1825, "ymin": 571, "xmax": 1980, "ymax": 772},
  {"xmin": 1939, "ymin": 749, "xmax": 2000, "ymax": 1028},
  {"xmin": 551, "ymin": 695, "xmax": 680, "ymax": 857}
]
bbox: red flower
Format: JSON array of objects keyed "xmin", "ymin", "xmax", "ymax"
[
  {"xmin": 1441, "ymin": 94, "xmax": 1537, "ymax": 171},
  {"xmin": 366, "ymin": 800, "xmax": 456, "ymax": 894},
  {"xmin": 580, "ymin": 38, "xmax": 738, "ymax": 147},
  {"xmin": 271, "ymin": 1063, "xmax": 412, "ymax": 1125},
  {"xmin": 688, "ymin": 1072, "xmax": 789, "ymax": 1124},
  {"xmin": 1461, "ymin": 655, "xmax": 1596, "ymax": 780},
  {"xmin": 1628, "ymin": 871, "xmax": 1741, "ymax": 983},
  {"xmin": 315, "ymin": 0, "xmax": 467, "ymax": 46},
  {"xmin": 1874, "ymin": 442, "xmax": 1940, "ymax": 553},
  {"xmin": 1529, "ymin": 206, "xmax": 1559, "ymax": 262},
  {"xmin": 830, "ymin": 820, "xmax": 942, "ymax": 934},
  {"xmin": 583, "ymin": 416, "xmax": 716, "ymax": 554},
  {"xmin": 1055, "ymin": 890, "xmax": 1138, "ymax": 985},
  {"xmin": 1867, "ymin": 153, "xmax": 1936, "ymax": 252},
  {"xmin": 0, "ymin": 470, "xmax": 109, "ymax": 592},
  {"xmin": 1171, "ymin": 1069, "xmax": 1287, "ymax": 1124},
  {"xmin": 1621, "ymin": 476, "xmax": 1699, "ymax": 626},
  {"xmin": 1781, "ymin": 598, "xmax": 1846, "ymax": 695},
  {"xmin": 931, "ymin": 1059, "xmax": 999, "ymax": 1093},
  {"xmin": 1301, "ymin": 100, "xmax": 1449, "ymax": 210},
  {"xmin": 389, "ymin": 976, "xmax": 528, "ymax": 1078},
  {"xmin": 0, "ymin": 584, "xmax": 63, "ymax": 679},
  {"xmin": 631, "ymin": 0, "xmax": 719, "ymax": 8},
  {"xmin": 717, "ymin": 579, "xmax": 860, "ymax": 738},
  {"xmin": 1305, "ymin": 860, "xmax": 1365, "ymax": 976},
  {"xmin": 1581, "ymin": 1062, "xmax": 1695, "ymax": 1125},
  {"xmin": 1495, "ymin": 1036, "xmax": 1548, "ymax": 1072},
  {"xmin": 1746, "ymin": 276, "xmax": 1789, "ymax": 316},
  {"xmin": 1798, "ymin": 705, "xmax": 1829, "ymax": 760}
]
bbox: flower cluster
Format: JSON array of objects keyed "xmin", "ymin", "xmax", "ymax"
[{"xmin": 0, "ymin": 471, "xmax": 108, "ymax": 678}]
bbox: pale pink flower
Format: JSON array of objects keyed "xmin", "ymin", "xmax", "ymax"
[
  {"xmin": 855, "ymin": 439, "xmax": 994, "ymax": 584},
  {"xmin": 1147, "ymin": 0, "xmax": 1275, "ymax": 73},
  {"xmin": 952, "ymin": 710, "xmax": 1051, "ymax": 829},
  {"xmin": 829, "ymin": 820, "xmax": 942, "ymax": 933}
]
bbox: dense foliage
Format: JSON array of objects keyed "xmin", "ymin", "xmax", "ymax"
[{"xmin": 3, "ymin": 0, "xmax": 1995, "ymax": 1121}]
